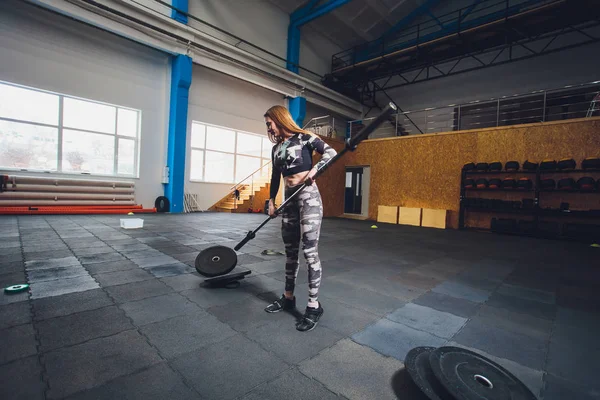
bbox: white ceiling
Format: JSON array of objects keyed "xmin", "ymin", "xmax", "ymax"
[{"xmin": 266, "ymin": 0, "xmax": 422, "ymax": 51}]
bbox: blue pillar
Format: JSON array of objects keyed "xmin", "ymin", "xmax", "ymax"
[
  {"xmin": 288, "ymin": 97, "xmax": 306, "ymax": 127},
  {"xmin": 171, "ymin": 0, "xmax": 188, "ymax": 24},
  {"xmin": 286, "ymin": 24, "xmax": 301, "ymax": 73},
  {"xmin": 164, "ymin": 54, "xmax": 192, "ymax": 213},
  {"xmin": 286, "ymin": 0, "xmax": 352, "ymax": 73}
]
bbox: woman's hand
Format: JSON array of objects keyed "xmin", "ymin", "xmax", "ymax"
[
  {"xmin": 305, "ymin": 167, "xmax": 317, "ymax": 185},
  {"xmin": 268, "ymin": 199, "xmax": 277, "ymax": 217}
]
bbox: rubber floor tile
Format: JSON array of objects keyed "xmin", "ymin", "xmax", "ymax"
[
  {"xmin": 386, "ymin": 303, "xmax": 468, "ymax": 339},
  {"xmin": 170, "ymin": 334, "xmax": 289, "ymax": 400},
  {"xmin": 299, "ymin": 338, "xmax": 404, "ymax": 400},
  {"xmin": 44, "ymin": 330, "xmax": 162, "ymax": 399},
  {"xmin": 65, "ymin": 362, "xmax": 199, "ymax": 400},
  {"xmin": 413, "ymin": 291, "xmax": 480, "ymax": 318},
  {"xmin": 240, "ymin": 368, "xmax": 340, "ymax": 400},
  {"xmin": 0, "ymin": 356, "xmax": 45, "ymax": 400},
  {"xmin": 32, "ymin": 288, "xmax": 113, "ymax": 321},
  {"xmin": 352, "ymin": 318, "xmax": 446, "ymax": 362}
]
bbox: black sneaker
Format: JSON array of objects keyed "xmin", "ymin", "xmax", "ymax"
[
  {"xmin": 296, "ymin": 304, "xmax": 324, "ymax": 332},
  {"xmin": 265, "ymin": 295, "xmax": 296, "ymax": 313}
]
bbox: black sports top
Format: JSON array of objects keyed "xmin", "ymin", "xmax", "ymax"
[{"xmin": 269, "ymin": 132, "xmax": 337, "ymax": 199}]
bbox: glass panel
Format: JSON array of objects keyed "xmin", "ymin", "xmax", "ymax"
[
  {"xmin": 63, "ymin": 97, "xmax": 116, "ymax": 134},
  {"xmin": 190, "ymin": 149, "xmax": 204, "ymax": 181},
  {"xmin": 191, "ymin": 123, "xmax": 205, "ymax": 148},
  {"xmin": 204, "ymin": 151, "xmax": 234, "ymax": 183},
  {"xmin": 236, "ymin": 132, "xmax": 262, "ymax": 157},
  {"xmin": 262, "ymin": 137, "xmax": 273, "ymax": 159},
  {"xmin": 117, "ymin": 138, "xmax": 135, "ymax": 175},
  {"xmin": 62, "ymin": 129, "xmax": 115, "ymax": 174},
  {"xmin": 346, "ymin": 172, "xmax": 352, "ymax": 188},
  {"xmin": 235, "ymin": 155, "xmax": 261, "ymax": 182},
  {"xmin": 0, "ymin": 83, "xmax": 59, "ymax": 125},
  {"xmin": 117, "ymin": 108, "xmax": 138, "ymax": 137},
  {"xmin": 205, "ymin": 125, "xmax": 235, "ymax": 152},
  {"xmin": 261, "ymin": 158, "xmax": 270, "ymax": 177},
  {"xmin": 0, "ymin": 120, "xmax": 58, "ymax": 170}
]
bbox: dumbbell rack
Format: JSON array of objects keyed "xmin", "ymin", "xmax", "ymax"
[{"xmin": 459, "ymin": 168, "xmax": 600, "ymax": 241}]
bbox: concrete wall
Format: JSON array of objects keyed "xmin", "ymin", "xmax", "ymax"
[
  {"xmin": 0, "ymin": 0, "xmax": 359, "ymax": 213},
  {"xmin": 0, "ymin": 0, "xmax": 171, "ymax": 209},
  {"xmin": 185, "ymin": 65, "xmax": 285, "ymax": 210},
  {"xmin": 188, "ymin": 0, "xmax": 343, "ymax": 78}
]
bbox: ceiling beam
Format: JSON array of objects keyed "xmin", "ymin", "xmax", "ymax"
[
  {"xmin": 382, "ymin": 0, "xmax": 442, "ymax": 38},
  {"xmin": 293, "ymin": 0, "xmax": 353, "ymax": 26},
  {"xmin": 287, "ymin": 0, "xmax": 354, "ymax": 73}
]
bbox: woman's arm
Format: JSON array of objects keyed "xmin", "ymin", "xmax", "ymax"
[
  {"xmin": 269, "ymin": 145, "xmax": 281, "ymax": 201},
  {"xmin": 307, "ymin": 134, "xmax": 337, "ymax": 171}
]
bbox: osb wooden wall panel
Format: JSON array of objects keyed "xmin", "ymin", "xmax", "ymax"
[
  {"xmin": 313, "ymin": 137, "xmax": 346, "ymax": 217},
  {"xmin": 329, "ymin": 117, "xmax": 600, "ymax": 228}
]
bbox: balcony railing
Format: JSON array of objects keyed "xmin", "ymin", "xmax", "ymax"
[
  {"xmin": 332, "ymin": 0, "xmax": 556, "ymax": 72},
  {"xmin": 303, "ymin": 115, "xmax": 339, "ymax": 138},
  {"xmin": 348, "ymin": 80, "xmax": 600, "ymax": 138}
]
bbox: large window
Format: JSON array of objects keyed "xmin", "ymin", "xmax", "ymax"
[
  {"xmin": 190, "ymin": 121, "xmax": 272, "ymax": 184},
  {"xmin": 0, "ymin": 81, "xmax": 141, "ymax": 177}
]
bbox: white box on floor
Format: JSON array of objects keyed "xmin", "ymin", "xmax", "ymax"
[{"xmin": 120, "ymin": 218, "xmax": 144, "ymax": 229}]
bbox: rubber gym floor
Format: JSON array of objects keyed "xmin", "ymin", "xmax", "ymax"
[{"xmin": 0, "ymin": 212, "xmax": 598, "ymax": 399}]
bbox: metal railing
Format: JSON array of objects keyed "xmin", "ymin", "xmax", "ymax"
[
  {"xmin": 228, "ymin": 161, "xmax": 272, "ymax": 209},
  {"xmin": 332, "ymin": 0, "xmax": 555, "ymax": 71},
  {"xmin": 303, "ymin": 115, "xmax": 339, "ymax": 138},
  {"xmin": 348, "ymin": 80, "xmax": 600, "ymax": 138}
]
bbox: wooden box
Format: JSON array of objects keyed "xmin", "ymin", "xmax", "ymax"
[
  {"xmin": 399, "ymin": 207, "xmax": 422, "ymax": 226},
  {"xmin": 422, "ymin": 209, "xmax": 447, "ymax": 229},
  {"xmin": 377, "ymin": 205, "xmax": 398, "ymax": 224}
]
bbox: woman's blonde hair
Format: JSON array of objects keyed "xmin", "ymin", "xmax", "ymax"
[{"xmin": 264, "ymin": 105, "xmax": 315, "ymax": 144}]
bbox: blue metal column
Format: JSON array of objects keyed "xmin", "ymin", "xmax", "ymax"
[
  {"xmin": 288, "ymin": 97, "xmax": 306, "ymax": 127},
  {"xmin": 286, "ymin": 24, "xmax": 301, "ymax": 73},
  {"xmin": 164, "ymin": 54, "xmax": 192, "ymax": 213},
  {"xmin": 286, "ymin": 0, "xmax": 353, "ymax": 73},
  {"xmin": 171, "ymin": 0, "xmax": 188, "ymax": 24}
]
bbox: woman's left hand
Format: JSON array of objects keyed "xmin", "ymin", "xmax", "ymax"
[{"xmin": 305, "ymin": 168, "xmax": 317, "ymax": 185}]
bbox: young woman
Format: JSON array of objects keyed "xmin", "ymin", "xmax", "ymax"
[{"xmin": 263, "ymin": 105, "xmax": 337, "ymax": 332}]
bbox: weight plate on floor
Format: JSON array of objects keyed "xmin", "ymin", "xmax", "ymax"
[
  {"xmin": 195, "ymin": 245, "xmax": 238, "ymax": 277},
  {"xmin": 429, "ymin": 346, "xmax": 537, "ymax": 400},
  {"xmin": 4, "ymin": 284, "xmax": 30, "ymax": 294},
  {"xmin": 155, "ymin": 196, "xmax": 170, "ymax": 213},
  {"xmin": 405, "ymin": 347, "xmax": 455, "ymax": 400},
  {"xmin": 204, "ymin": 271, "xmax": 251, "ymax": 288}
]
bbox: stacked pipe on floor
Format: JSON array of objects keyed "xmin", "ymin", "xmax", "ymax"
[{"xmin": 0, "ymin": 174, "xmax": 156, "ymax": 214}]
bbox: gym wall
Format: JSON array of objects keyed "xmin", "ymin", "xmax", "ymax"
[
  {"xmin": 188, "ymin": 0, "xmax": 343, "ymax": 79},
  {"xmin": 0, "ymin": 0, "xmax": 171, "ymax": 209},
  {"xmin": 318, "ymin": 117, "xmax": 600, "ymax": 227},
  {"xmin": 185, "ymin": 65, "xmax": 285, "ymax": 210}
]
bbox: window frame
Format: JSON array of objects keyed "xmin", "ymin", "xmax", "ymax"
[
  {"xmin": 189, "ymin": 120, "xmax": 271, "ymax": 185},
  {"xmin": 0, "ymin": 80, "xmax": 141, "ymax": 178}
]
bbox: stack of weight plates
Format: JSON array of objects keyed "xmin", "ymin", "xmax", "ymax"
[{"xmin": 403, "ymin": 346, "xmax": 537, "ymax": 400}]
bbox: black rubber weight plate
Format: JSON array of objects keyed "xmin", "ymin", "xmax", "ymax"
[
  {"xmin": 405, "ymin": 347, "xmax": 455, "ymax": 400},
  {"xmin": 155, "ymin": 196, "xmax": 170, "ymax": 212},
  {"xmin": 429, "ymin": 346, "xmax": 537, "ymax": 400},
  {"xmin": 204, "ymin": 271, "xmax": 251, "ymax": 288},
  {"xmin": 195, "ymin": 245, "xmax": 238, "ymax": 277}
]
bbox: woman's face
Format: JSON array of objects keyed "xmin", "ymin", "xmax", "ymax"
[{"xmin": 265, "ymin": 116, "xmax": 280, "ymax": 138}]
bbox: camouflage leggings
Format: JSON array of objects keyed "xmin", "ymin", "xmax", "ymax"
[{"xmin": 281, "ymin": 182, "xmax": 323, "ymax": 306}]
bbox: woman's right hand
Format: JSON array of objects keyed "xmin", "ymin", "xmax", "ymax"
[{"xmin": 268, "ymin": 199, "xmax": 277, "ymax": 217}]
